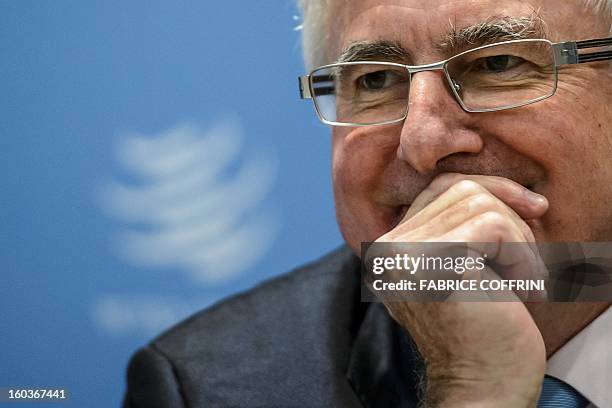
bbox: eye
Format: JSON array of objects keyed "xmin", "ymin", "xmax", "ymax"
[
  {"xmin": 479, "ymin": 55, "xmax": 523, "ymax": 72},
  {"xmin": 359, "ymin": 70, "xmax": 404, "ymax": 90}
]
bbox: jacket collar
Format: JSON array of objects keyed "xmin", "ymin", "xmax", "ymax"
[{"xmin": 346, "ymin": 301, "xmax": 423, "ymax": 408}]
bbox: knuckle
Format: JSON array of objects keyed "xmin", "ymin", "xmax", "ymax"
[
  {"xmin": 479, "ymin": 211, "xmax": 509, "ymax": 228},
  {"xmin": 476, "ymin": 211, "xmax": 529, "ymax": 242},
  {"xmin": 470, "ymin": 192, "xmax": 499, "ymax": 211},
  {"xmin": 453, "ymin": 179, "xmax": 484, "ymax": 195}
]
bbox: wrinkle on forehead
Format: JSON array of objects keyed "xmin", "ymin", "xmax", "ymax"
[
  {"xmin": 328, "ymin": 0, "xmax": 537, "ymax": 61},
  {"xmin": 326, "ymin": 0, "xmax": 602, "ymax": 63},
  {"xmin": 335, "ymin": 12, "xmax": 549, "ymax": 64}
]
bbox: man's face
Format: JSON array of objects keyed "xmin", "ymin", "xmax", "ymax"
[{"xmin": 328, "ymin": 0, "xmax": 612, "ymax": 254}]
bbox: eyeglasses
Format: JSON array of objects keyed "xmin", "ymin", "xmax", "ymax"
[{"xmin": 298, "ymin": 38, "xmax": 612, "ymax": 127}]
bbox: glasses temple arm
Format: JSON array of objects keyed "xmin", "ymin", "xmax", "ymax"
[
  {"xmin": 554, "ymin": 37, "xmax": 612, "ymax": 65},
  {"xmin": 578, "ymin": 50, "xmax": 612, "ymax": 63},
  {"xmin": 576, "ymin": 38, "xmax": 612, "ymax": 48},
  {"xmin": 298, "ymin": 76, "xmax": 312, "ymax": 99},
  {"xmin": 299, "ymin": 74, "xmax": 337, "ymax": 99}
]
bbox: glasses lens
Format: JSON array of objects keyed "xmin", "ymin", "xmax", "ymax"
[
  {"xmin": 310, "ymin": 63, "xmax": 410, "ymax": 125},
  {"xmin": 446, "ymin": 40, "xmax": 556, "ymax": 111}
]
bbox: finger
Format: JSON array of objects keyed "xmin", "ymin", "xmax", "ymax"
[
  {"xmin": 397, "ymin": 179, "xmax": 538, "ymax": 240},
  {"xmin": 406, "ymin": 193, "xmax": 536, "ymax": 243},
  {"xmin": 441, "ymin": 213, "xmax": 548, "ymax": 300},
  {"xmin": 405, "ymin": 173, "xmax": 548, "ymax": 221}
]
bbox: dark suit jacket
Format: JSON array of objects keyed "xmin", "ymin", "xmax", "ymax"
[{"xmin": 124, "ymin": 246, "xmax": 424, "ymax": 407}]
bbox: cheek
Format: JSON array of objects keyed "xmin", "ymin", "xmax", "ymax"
[
  {"xmin": 482, "ymin": 91, "xmax": 612, "ymax": 240},
  {"xmin": 547, "ymin": 87, "xmax": 612, "ymax": 238},
  {"xmin": 332, "ymin": 127, "xmax": 398, "ymax": 197},
  {"xmin": 552, "ymin": 67, "xmax": 612, "ymax": 159},
  {"xmin": 477, "ymin": 94, "xmax": 604, "ymax": 179},
  {"xmin": 538, "ymin": 82, "xmax": 612, "ymax": 181},
  {"xmin": 332, "ymin": 126, "xmax": 400, "ymax": 248}
]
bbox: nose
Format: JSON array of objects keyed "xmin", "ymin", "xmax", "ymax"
[{"xmin": 397, "ymin": 71, "xmax": 484, "ymax": 173}]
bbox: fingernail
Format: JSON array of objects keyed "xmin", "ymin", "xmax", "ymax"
[{"xmin": 524, "ymin": 190, "xmax": 547, "ymax": 206}]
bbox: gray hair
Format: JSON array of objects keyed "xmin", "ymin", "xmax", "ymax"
[
  {"xmin": 297, "ymin": 0, "xmax": 612, "ymax": 69},
  {"xmin": 297, "ymin": 0, "xmax": 330, "ymax": 70}
]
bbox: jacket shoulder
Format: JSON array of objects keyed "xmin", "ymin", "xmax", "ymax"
[
  {"xmin": 132, "ymin": 246, "xmax": 364, "ymax": 407},
  {"xmin": 153, "ymin": 245, "xmax": 359, "ymax": 350}
]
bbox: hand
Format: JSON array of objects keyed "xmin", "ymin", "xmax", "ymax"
[{"xmin": 374, "ymin": 173, "xmax": 549, "ymax": 407}]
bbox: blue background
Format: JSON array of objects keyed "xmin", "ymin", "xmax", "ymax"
[{"xmin": 1, "ymin": 1, "xmax": 342, "ymax": 406}]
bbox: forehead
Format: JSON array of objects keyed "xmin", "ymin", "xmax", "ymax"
[{"xmin": 327, "ymin": 0, "xmax": 595, "ymax": 61}]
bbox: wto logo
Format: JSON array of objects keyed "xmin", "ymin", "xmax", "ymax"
[{"xmin": 94, "ymin": 118, "xmax": 279, "ymax": 336}]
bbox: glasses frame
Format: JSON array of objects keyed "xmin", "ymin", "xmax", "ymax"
[{"xmin": 298, "ymin": 37, "xmax": 612, "ymax": 127}]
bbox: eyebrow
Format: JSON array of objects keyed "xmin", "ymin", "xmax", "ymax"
[
  {"xmin": 438, "ymin": 13, "xmax": 548, "ymax": 53},
  {"xmin": 336, "ymin": 13, "xmax": 548, "ymax": 63},
  {"xmin": 337, "ymin": 40, "xmax": 411, "ymax": 63}
]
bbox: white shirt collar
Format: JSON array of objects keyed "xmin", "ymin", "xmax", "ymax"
[{"xmin": 546, "ymin": 306, "xmax": 612, "ymax": 408}]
